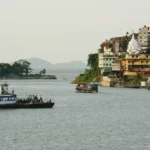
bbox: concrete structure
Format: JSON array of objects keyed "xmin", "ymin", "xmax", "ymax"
[
  {"xmin": 138, "ymin": 25, "xmax": 150, "ymax": 47},
  {"xmin": 112, "ymin": 62, "xmax": 121, "ymax": 71},
  {"xmin": 110, "ymin": 37, "xmax": 124, "ymax": 53},
  {"xmin": 100, "ymin": 76, "xmax": 111, "ymax": 87},
  {"xmin": 98, "ymin": 52, "xmax": 118, "ymax": 73},
  {"xmin": 123, "ymin": 54, "xmax": 150, "ymax": 77}
]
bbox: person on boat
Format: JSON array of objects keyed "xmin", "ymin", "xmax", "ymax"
[
  {"xmin": 28, "ymin": 95, "xmax": 31, "ymax": 100},
  {"xmin": 39, "ymin": 96, "xmax": 43, "ymax": 103},
  {"xmin": 35, "ymin": 95, "xmax": 38, "ymax": 100},
  {"xmin": 31, "ymin": 95, "xmax": 35, "ymax": 103},
  {"xmin": 12, "ymin": 88, "xmax": 14, "ymax": 94}
]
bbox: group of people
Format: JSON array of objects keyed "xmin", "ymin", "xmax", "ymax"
[{"xmin": 27, "ymin": 95, "xmax": 43, "ymax": 104}]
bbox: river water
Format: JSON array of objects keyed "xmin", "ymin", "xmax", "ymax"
[{"xmin": 0, "ymin": 72, "xmax": 150, "ymax": 150}]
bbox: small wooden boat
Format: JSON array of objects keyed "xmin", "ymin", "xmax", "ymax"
[{"xmin": 76, "ymin": 83, "xmax": 98, "ymax": 93}]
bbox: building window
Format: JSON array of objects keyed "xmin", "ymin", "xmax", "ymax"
[
  {"xmin": 106, "ymin": 58, "xmax": 108, "ymax": 60},
  {"xmin": 106, "ymin": 64, "xmax": 108, "ymax": 66},
  {"xmin": 146, "ymin": 55, "xmax": 148, "ymax": 58},
  {"xmin": 109, "ymin": 64, "xmax": 111, "ymax": 66},
  {"xmin": 146, "ymin": 61, "xmax": 148, "ymax": 63},
  {"xmin": 109, "ymin": 58, "xmax": 111, "ymax": 60},
  {"xmin": 113, "ymin": 58, "xmax": 115, "ymax": 60},
  {"xmin": 141, "ymin": 61, "xmax": 143, "ymax": 63},
  {"xmin": 132, "ymin": 55, "xmax": 134, "ymax": 58}
]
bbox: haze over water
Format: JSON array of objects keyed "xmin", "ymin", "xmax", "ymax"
[{"xmin": 0, "ymin": 71, "xmax": 150, "ymax": 150}]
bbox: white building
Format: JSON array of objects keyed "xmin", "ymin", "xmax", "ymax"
[
  {"xmin": 127, "ymin": 33, "xmax": 141, "ymax": 55},
  {"xmin": 99, "ymin": 53, "xmax": 118, "ymax": 69},
  {"xmin": 138, "ymin": 25, "xmax": 150, "ymax": 47},
  {"xmin": 98, "ymin": 45, "xmax": 118, "ymax": 75},
  {"xmin": 112, "ymin": 62, "xmax": 121, "ymax": 71}
]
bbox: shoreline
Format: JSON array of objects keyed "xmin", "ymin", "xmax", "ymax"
[{"xmin": 0, "ymin": 75, "xmax": 57, "ymax": 80}]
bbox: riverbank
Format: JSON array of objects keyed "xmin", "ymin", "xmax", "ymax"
[{"xmin": 0, "ymin": 74, "xmax": 57, "ymax": 80}]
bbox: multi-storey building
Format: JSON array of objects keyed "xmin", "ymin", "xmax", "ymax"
[
  {"xmin": 123, "ymin": 54, "xmax": 150, "ymax": 77},
  {"xmin": 138, "ymin": 25, "xmax": 150, "ymax": 47},
  {"xmin": 98, "ymin": 53, "xmax": 118, "ymax": 75},
  {"xmin": 110, "ymin": 37, "xmax": 123, "ymax": 53},
  {"xmin": 99, "ymin": 53, "xmax": 118, "ymax": 68}
]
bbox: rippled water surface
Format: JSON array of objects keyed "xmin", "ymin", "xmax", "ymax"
[{"xmin": 0, "ymin": 77, "xmax": 150, "ymax": 150}]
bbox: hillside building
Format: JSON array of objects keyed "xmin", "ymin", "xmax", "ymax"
[
  {"xmin": 123, "ymin": 54, "xmax": 150, "ymax": 77},
  {"xmin": 138, "ymin": 25, "xmax": 150, "ymax": 47},
  {"xmin": 98, "ymin": 48, "xmax": 118, "ymax": 74}
]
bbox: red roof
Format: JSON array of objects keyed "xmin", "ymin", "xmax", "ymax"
[{"xmin": 110, "ymin": 37, "xmax": 124, "ymax": 41}]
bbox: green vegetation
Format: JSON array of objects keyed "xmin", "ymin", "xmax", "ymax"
[
  {"xmin": 130, "ymin": 75, "xmax": 147, "ymax": 85},
  {"xmin": 119, "ymin": 37, "xmax": 129, "ymax": 52},
  {"xmin": 0, "ymin": 59, "xmax": 32, "ymax": 77},
  {"xmin": 0, "ymin": 59, "xmax": 56, "ymax": 79},
  {"xmin": 39, "ymin": 69, "xmax": 46, "ymax": 75},
  {"xmin": 72, "ymin": 53, "xmax": 100, "ymax": 83},
  {"xmin": 98, "ymin": 48, "xmax": 104, "ymax": 53},
  {"xmin": 119, "ymin": 74, "xmax": 148, "ymax": 86}
]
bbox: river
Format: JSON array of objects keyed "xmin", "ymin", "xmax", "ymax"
[{"xmin": 0, "ymin": 71, "xmax": 150, "ymax": 150}]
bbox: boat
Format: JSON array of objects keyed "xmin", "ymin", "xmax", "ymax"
[
  {"xmin": 76, "ymin": 83, "xmax": 98, "ymax": 93},
  {"xmin": 0, "ymin": 82, "xmax": 54, "ymax": 109}
]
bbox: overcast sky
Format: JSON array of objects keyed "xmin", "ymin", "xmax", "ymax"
[{"xmin": 0, "ymin": 0, "xmax": 149, "ymax": 63}]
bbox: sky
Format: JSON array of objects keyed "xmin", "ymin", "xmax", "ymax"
[{"xmin": 0, "ymin": 0, "xmax": 150, "ymax": 64}]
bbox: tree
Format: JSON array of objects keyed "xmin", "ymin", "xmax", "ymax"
[
  {"xmin": 120, "ymin": 37, "xmax": 129, "ymax": 52},
  {"xmin": 0, "ymin": 63, "xmax": 12, "ymax": 76},
  {"xmin": 12, "ymin": 59, "xmax": 32, "ymax": 76},
  {"xmin": 87, "ymin": 53, "xmax": 98, "ymax": 69},
  {"xmin": 40, "ymin": 69, "xmax": 46, "ymax": 75},
  {"xmin": 122, "ymin": 75, "xmax": 128, "ymax": 82},
  {"xmin": 126, "ymin": 32, "xmax": 129, "ymax": 36}
]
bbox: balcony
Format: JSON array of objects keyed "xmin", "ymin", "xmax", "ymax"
[
  {"xmin": 128, "ymin": 62, "xmax": 150, "ymax": 65},
  {"xmin": 129, "ymin": 68, "xmax": 150, "ymax": 72}
]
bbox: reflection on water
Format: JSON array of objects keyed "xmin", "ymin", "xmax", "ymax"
[{"xmin": 0, "ymin": 77, "xmax": 150, "ymax": 150}]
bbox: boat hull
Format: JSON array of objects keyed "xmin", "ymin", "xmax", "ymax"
[
  {"xmin": 76, "ymin": 90, "xmax": 96, "ymax": 93},
  {"xmin": 0, "ymin": 102, "xmax": 54, "ymax": 109}
]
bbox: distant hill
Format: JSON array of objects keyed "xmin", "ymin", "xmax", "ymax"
[
  {"xmin": 27, "ymin": 58, "xmax": 53, "ymax": 69},
  {"xmin": 27, "ymin": 58, "xmax": 87, "ymax": 69},
  {"xmin": 53, "ymin": 60, "xmax": 87, "ymax": 69}
]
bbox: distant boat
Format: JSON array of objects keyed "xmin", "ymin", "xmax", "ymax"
[
  {"xmin": 76, "ymin": 83, "xmax": 98, "ymax": 93},
  {"xmin": 0, "ymin": 82, "xmax": 54, "ymax": 109}
]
